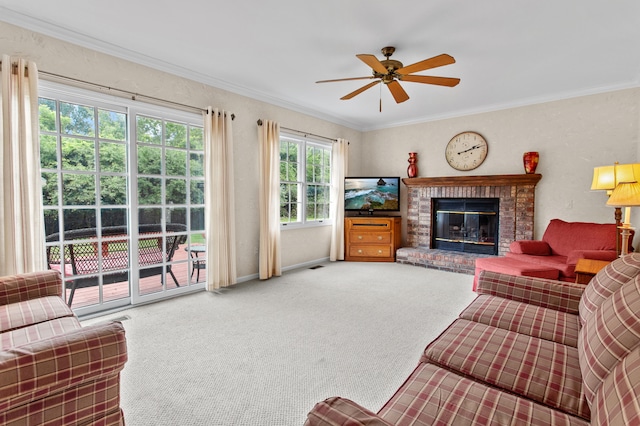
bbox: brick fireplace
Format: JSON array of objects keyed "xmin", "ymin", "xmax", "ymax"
[{"xmin": 396, "ymin": 174, "xmax": 542, "ymax": 274}]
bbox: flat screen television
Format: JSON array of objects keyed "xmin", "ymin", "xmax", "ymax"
[{"xmin": 344, "ymin": 176, "xmax": 400, "ymax": 213}]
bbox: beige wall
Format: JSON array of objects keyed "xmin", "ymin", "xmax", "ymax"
[
  {"xmin": 2, "ymin": 20, "xmax": 639, "ymax": 275},
  {"xmin": 362, "ymin": 89, "xmax": 640, "ymax": 244}
]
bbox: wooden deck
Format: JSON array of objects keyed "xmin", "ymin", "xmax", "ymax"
[{"xmin": 65, "ymin": 243, "xmax": 206, "ymax": 309}]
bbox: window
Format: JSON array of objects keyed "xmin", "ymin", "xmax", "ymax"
[{"xmin": 279, "ymin": 133, "xmax": 332, "ymax": 227}]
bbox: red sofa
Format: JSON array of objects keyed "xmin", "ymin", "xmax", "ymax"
[{"xmin": 474, "ymin": 220, "xmax": 628, "ymax": 289}]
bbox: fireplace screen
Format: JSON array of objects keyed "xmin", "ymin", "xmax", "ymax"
[{"xmin": 433, "ymin": 198, "xmax": 499, "ymax": 255}]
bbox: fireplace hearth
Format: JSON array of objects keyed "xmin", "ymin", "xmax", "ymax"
[{"xmin": 397, "ymin": 174, "xmax": 541, "ymax": 274}]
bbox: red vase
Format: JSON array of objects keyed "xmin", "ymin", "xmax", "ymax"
[
  {"xmin": 407, "ymin": 152, "xmax": 418, "ymax": 178},
  {"xmin": 523, "ymin": 152, "xmax": 539, "ymax": 174}
]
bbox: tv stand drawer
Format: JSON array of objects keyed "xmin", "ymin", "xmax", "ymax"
[
  {"xmin": 348, "ymin": 231, "xmax": 392, "ymax": 244},
  {"xmin": 349, "ymin": 245, "xmax": 391, "ymax": 258}
]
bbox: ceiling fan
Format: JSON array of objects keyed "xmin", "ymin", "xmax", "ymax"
[{"xmin": 316, "ymin": 46, "xmax": 460, "ymax": 108}]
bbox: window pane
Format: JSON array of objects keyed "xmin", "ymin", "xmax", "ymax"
[
  {"xmin": 98, "ymin": 110, "xmax": 126, "ymax": 141},
  {"xmin": 39, "ymin": 98, "xmax": 57, "ymax": 132},
  {"xmin": 100, "ymin": 176, "xmax": 127, "ymax": 205},
  {"xmin": 42, "ymin": 172, "xmax": 58, "ymax": 206},
  {"xmin": 62, "ymin": 174, "xmax": 96, "ymax": 205},
  {"xmin": 138, "ymin": 146, "xmax": 162, "ymax": 175},
  {"xmin": 166, "ymin": 149, "xmax": 187, "ymax": 176},
  {"xmin": 139, "ymin": 208, "xmax": 162, "ymax": 225},
  {"xmin": 60, "ymin": 102, "xmax": 95, "ymax": 136},
  {"xmin": 138, "ymin": 177, "xmax": 162, "ymax": 205},
  {"xmin": 43, "ymin": 209, "xmax": 59, "ymax": 236},
  {"xmin": 190, "ymin": 153, "xmax": 204, "ymax": 177},
  {"xmin": 61, "ymin": 138, "xmax": 95, "ymax": 171},
  {"xmin": 306, "ymin": 204, "xmax": 317, "ymax": 221},
  {"xmin": 166, "ymin": 121, "xmax": 187, "ymax": 148},
  {"xmin": 100, "ymin": 142, "xmax": 127, "ymax": 173},
  {"xmin": 63, "ymin": 208, "xmax": 96, "ymax": 231},
  {"xmin": 166, "ymin": 207, "xmax": 187, "ymax": 226},
  {"xmin": 40, "ymin": 134, "xmax": 58, "ymax": 169},
  {"xmin": 190, "ymin": 207, "xmax": 204, "ymax": 231},
  {"xmin": 101, "ymin": 208, "xmax": 127, "ymax": 227},
  {"xmin": 191, "ymin": 181, "xmax": 205, "ymax": 204},
  {"xmin": 189, "ymin": 126, "xmax": 203, "ymax": 150},
  {"xmin": 166, "ymin": 178, "xmax": 187, "ymax": 204},
  {"xmin": 137, "ymin": 116, "xmax": 162, "ymax": 144}
]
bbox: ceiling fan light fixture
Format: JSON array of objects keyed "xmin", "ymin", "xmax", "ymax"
[{"xmin": 317, "ymin": 46, "xmax": 460, "ymax": 105}]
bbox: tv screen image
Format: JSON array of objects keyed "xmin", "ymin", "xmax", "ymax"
[{"xmin": 344, "ymin": 177, "xmax": 400, "ymax": 212}]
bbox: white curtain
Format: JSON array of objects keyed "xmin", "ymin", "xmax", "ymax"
[
  {"xmin": 258, "ymin": 120, "xmax": 281, "ymax": 279},
  {"xmin": 203, "ymin": 107, "xmax": 237, "ymax": 290},
  {"xmin": 0, "ymin": 55, "xmax": 47, "ymax": 275},
  {"xmin": 330, "ymin": 138, "xmax": 349, "ymax": 261}
]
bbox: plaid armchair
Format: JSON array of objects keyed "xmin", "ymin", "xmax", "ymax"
[{"xmin": 0, "ymin": 271, "xmax": 127, "ymax": 425}]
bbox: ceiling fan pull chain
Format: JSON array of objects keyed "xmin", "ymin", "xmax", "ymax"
[{"xmin": 379, "ymin": 83, "xmax": 382, "ymax": 112}]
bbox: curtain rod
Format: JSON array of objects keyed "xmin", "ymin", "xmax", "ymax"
[
  {"xmin": 0, "ymin": 60, "xmax": 235, "ymax": 120},
  {"xmin": 256, "ymin": 119, "xmax": 337, "ymax": 142}
]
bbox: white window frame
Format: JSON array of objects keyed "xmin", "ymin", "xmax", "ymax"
[{"xmin": 279, "ymin": 132, "xmax": 333, "ymax": 229}]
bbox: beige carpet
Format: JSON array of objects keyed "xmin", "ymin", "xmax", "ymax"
[{"xmin": 83, "ymin": 261, "xmax": 477, "ymax": 425}]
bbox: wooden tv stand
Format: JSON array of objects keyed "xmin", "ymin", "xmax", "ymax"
[{"xmin": 345, "ymin": 216, "xmax": 402, "ymax": 262}]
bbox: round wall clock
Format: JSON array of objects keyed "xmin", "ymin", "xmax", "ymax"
[{"xmin": 445, "ymin": 131, "xmax": 488, "ymax": 171}]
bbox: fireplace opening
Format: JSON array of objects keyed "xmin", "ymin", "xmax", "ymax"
[{"xmin": 432, "ymin": 198, "xmax": 499, "ymax": 255}]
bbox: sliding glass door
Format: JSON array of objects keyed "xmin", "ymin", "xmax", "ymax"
[{"xmin": 40, "ymin": 82, "xmax": 206, "ymax": 316}]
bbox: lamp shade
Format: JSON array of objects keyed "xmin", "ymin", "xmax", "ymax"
[
  {"xmin": 592, "ymin": 163, "xmax": 640, "ymax": 192},
  {"xmin": 591, "ymin": 165, "xmax": 617, "ymax": 190},
  {"xmin": 606, "ymin": 182, "xmax": 640, "ymax": 207}
]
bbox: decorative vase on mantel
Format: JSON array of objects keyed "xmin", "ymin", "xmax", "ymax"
[
  {"xmin": 523, "ymin": 151, "xmax": 539, "ymax": 174},
  {"xmin": 407, "ymin": 152, "xmax": 418, "ymax": 178}
]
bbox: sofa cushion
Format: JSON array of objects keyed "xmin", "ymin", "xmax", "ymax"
[
  {"xmin": 476, "ymin": 271, "xmax": 584, "ymax": 314},
  {"xmin": 0, "ymin": 296, "xmax": 74, "ymax": 333},
  {"xmin": 542, "ymin": 219, "xmax": 617, "ymax": 257},
  {"xmin": 579, "ymin": 253, "xmax": 640, "ymax": 326},
  {"xmin": 579, "ymin": 273, "xmax": 640, "ymax": 408},
  {"xmin": 0, "ymin": 271, "xmax": 62, "ymax": 306},
  {"xmin": 505, "ymin": 252, "xmax": 575, "ymax": 278},
  {"xmin": 376, "ymin": 362, "xmax": 589, "ymax": 426},
  {"xmin": 1, "ymin": 316, "xmax": 81, "ymax": 349},
  {"xmin": 459, "ymin": 294, "xmax": 580, "ymax": 347},
  {"xmin": 591, "ymin": 345, "xmax": 640, "ymax": 426},
  {"xmin": 509, "ymin": 240, "xmax": 551, "ymax": 256},
  {"xmin": 423, "ymin": 319, "xmax": 588, "ymax": 419}
]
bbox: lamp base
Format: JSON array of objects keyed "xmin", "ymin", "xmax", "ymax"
[{"xmin": 619, "ymin": 225, "xmax": 634, "ymax": 256}]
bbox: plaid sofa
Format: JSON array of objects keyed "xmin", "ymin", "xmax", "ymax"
[
  {"xmin": 305, "ymin": 253, "xmax": 640, "ymax": 425},
  {"xmin": 0, "ymin": 271, "xmax": 128, "ymax": 425}
]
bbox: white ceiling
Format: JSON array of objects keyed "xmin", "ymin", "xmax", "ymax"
[{"xmin": 1, "ymin": 1, "xmax": 639, "ymax": 131}]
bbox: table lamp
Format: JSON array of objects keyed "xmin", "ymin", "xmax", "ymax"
[
  {"xmin": 592, "ymin": 162, "xmax": 640, "ymax": 254},
  {"xmin": 606, "ymin": 181, "xmax": 640, "ymax": 255}
]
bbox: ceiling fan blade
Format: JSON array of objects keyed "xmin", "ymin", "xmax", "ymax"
[
  {"xmin": 340, "ymin": 80, "xmax": 381, "ymax": 100},
  {"xmin": 399, "ymin": 75, "xmax": 461, "ymax": 87},
  {"xmin": 387, "ymin": 80, "xmax": 409, "ymax": 103},
  {"xmin": 396, "ymin": 54, "xmax": 456, "ymax": 75},
  {"xmin": 356, "ymin": 54, "xmax": 388, "ymax": 74},
  {"xmin": 316, "ymin": 76, "xmax": 375, "ymax": 83}
]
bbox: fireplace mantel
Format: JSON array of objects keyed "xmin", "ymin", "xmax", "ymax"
[{"xmin": 402, "ymin": 173, "xmax": 541, "ymax": 188}]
